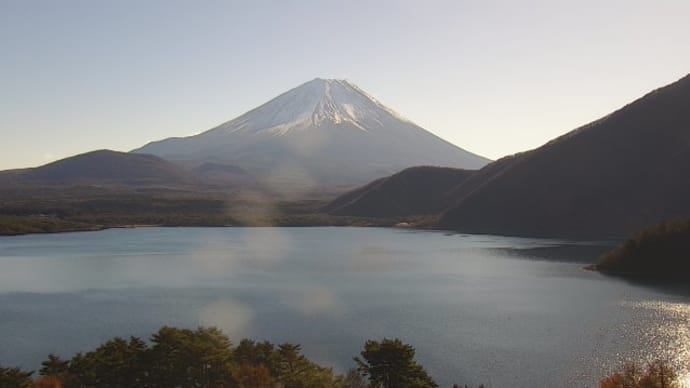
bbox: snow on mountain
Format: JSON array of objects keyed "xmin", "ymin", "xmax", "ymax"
[
  {"xmin": 134, "ymin": 78, "xmax": 490, "ymax": 193},
  {"xmin": 210, "ymin": 78, "xmax": 412, "ymax": 136}
]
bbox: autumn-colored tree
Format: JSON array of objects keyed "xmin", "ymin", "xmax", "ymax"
[
  {"xmin": 232, "ymin": 364, "xmax": 274, "ymax": 388},
  {"xmin": 354, "ymin": 338, "xmax": 437, "ymax": 388},
  {"xmin": 600, "ymin": 360, "xmax": 679, "ymax": 388},
  {"xmin": 32, "ymin": 376, "xmax": 63, "ymax": 388}
]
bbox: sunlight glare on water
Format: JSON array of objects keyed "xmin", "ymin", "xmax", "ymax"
[
  {"xmin": 1, "ymin": 227, "xmax": 689, "ymax": 387},
  {"xmin": 622, "ymin": 301, "xmax": 690, "ymax": 383}
]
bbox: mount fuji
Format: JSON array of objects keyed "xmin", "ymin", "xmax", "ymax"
[{"xmin": 134, "ymin": 78, "xmax": 489, "ymax": 192}]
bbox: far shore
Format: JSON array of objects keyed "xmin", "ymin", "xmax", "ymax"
[{"xmin": 0, "ymin": 215, "xmax": 419, "ymax": 237}]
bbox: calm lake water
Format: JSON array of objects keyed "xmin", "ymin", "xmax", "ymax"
[{"xmin": 0, "ymin": 227, "xmax": 689, "ymax": 387}]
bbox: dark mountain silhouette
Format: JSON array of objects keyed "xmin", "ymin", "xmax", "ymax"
[
  {"xmin": 0, "ymin": 150, "xmax": 194, "ymax": 186},
  {"xmin": 323, "ymin": 166, "xmax": 474, "ymax": 217},
  {"xmin": 437, "ymin": 74, "xmax": 690, "ymax": 238}
]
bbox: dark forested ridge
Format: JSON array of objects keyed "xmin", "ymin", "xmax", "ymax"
[
  {"xmin": 596, "ymin": 219, "xmax": 690, "ymax": 281},
  {"xmin": 0, "ymin": 150, "xmax": 196, "ymax": 186},
  {"xmin": 0, "ymin": 150, "xmax": 359, "ymax": 234},
  {"xmin": 0, "ymin": 186, "xmax": 399, "ymax": 235},
  {"xmin": 323, "ymin": 166, "xmax": 474, "ymax": 218},
  {"xmin": 0, "ymin": 157, "xmax": 445, "ymax": 235},
  {"xmin": 435, "ymin": 73, "xmax": 690, "ymax": 238}
]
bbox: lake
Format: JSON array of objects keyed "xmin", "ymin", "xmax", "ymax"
[{"xmin": 0, "ymin": 227, "xmax": 688, "ymax": 387}]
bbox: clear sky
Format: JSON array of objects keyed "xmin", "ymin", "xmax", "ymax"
[{"xmin": 1, "ymin": 0, "xmax": 689, "ymax": 170}]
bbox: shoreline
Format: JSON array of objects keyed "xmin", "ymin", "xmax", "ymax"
[{"xmin": 0, "ymin": 217, "xmax": 624, "ymax": 241}]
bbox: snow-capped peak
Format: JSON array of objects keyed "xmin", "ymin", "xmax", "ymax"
[
  {"xmin": 212, "ymin": 78, "xmax": 413, "ymax": 136},
  {"xmin": 134, "ymin": 77, "xmax": 492, "ymax": 189}
]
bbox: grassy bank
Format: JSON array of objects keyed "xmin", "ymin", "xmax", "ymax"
[{"xmin": 0, "ymin": 215, "xmax": 105, "ymax": 236}]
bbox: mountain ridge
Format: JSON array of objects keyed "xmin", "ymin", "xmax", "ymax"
[
  {"xmin": 316, "ymin": 73, "xmax": 690, "ymax": 238},
  {"xmin": 0, "ymin": 150, "xmax": 194, "ymax": 186},
  {"xmin": 203, "ymin": 78, "xmax": 416, "ymax": 136},
  {"xmin": 134, "ymin": 78, "xmax": 490, "ymax": 192},
  {"xmin": 324, "ymin": 166, "xmax": 475, "ymax": 218},
  {"xmin": 437, "ymin": 73, "xmax": 690, "ymax": 238}
]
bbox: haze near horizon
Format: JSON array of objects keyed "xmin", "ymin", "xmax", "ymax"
[{"xmin": 1, "ymin": 0, "xmax": 689, "ymax": 170}]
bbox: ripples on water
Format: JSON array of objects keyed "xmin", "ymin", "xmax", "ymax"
[
  {"xmin": 619, "ymin": 301, "xmax": 690, "ymax": 384},
  {"xmin": 0, "ymin": 227, "xmax": 688, "ymax": 387}
]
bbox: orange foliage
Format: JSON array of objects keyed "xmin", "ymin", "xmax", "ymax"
[
  {"xmin": 32, "ymin": 376, "xmax": 63, "ymax": 388},
  {"xmin": 232, "ymin": 364, "xmax": 274, "ymax": 388},
  {"xmin": 600, "ymin": 360, "xmax": 679, "ymax": 388}
]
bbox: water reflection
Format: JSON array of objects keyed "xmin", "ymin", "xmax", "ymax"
[
  {"xmin": 490, "ymin": 243, "xmax": 616, "ymax": 264},
  {"xmin": 0, "ymin": 227, "xmax": 688, "ymax": 387},
  {"xmin": 621, "ymin": 301, "xmax": 690, "ymax": 381},
  {"xmin": 198, "ymin": 300, "xmax": 254, "ymax": 339},
  {"xmin": 287, "ymin": 287, "xmax": 344, "ymax": 317}
]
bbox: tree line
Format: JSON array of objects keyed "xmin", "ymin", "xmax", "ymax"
[
  {"xmin": 0, "ymin": 326, "xmax": 437, "ymax": 388},
  {"xmin": 0, "ymin": 325, "xmax": 681, "ymax": 387}
]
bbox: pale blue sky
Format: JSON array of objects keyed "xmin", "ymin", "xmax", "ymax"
[{"xmin": 1, "ymin": 0, "xmax": 689, "ymax": 170}]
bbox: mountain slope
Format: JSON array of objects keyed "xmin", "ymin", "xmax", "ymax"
[
  {"xmin": 438, "ymin": 74, "xmax": 690, "ymax": 238},
  {"xmin": 0, "ymin": 150, "xmax": 193, "ymax": 186},
  {"xmin": 134, "ymin": 78, "xmax": 489, "ymax": 192},
  {"xmin": 323, "ymin": 166, "xmax": 474, "ymax": 217}
]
